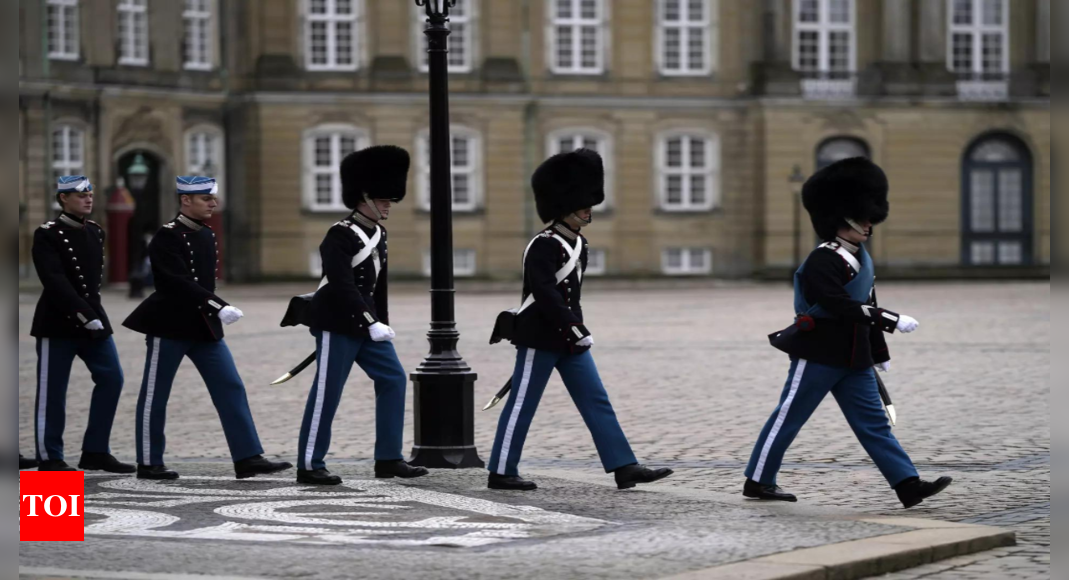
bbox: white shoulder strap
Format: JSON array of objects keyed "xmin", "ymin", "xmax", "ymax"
[
  {"xmin": 516, "ymin": 234, "xmax": 583, "ymax": 315},
  {"xmin": 317, "ymin": 224, "xmax": 383, "ymax": 290}
]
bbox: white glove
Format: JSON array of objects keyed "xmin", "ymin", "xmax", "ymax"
[
  {"xmin": 896, "ymin": 314, "xmax": 919, "ymax": 334},
  {"xmin": 84, "ymin": 320, "xmax": 104, "ymax": 331},
  {"xmin": 877, "ymin": 361, "xmax": 891, "ymax": 373},
  {"xmin": 219, "ymin": 306, "xmax": 244, "ymax": 326},
  {"xmin": 576, "ymin": 335, "xmax": 594, "ymax": 348},
  {"xmin": 369, "ymin": 322, "xmax": 395, "ymax": 342}
]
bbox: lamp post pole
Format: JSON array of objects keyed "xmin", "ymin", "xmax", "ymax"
[{"xmin": 409, "ymin": 0, "xmax": 484, "ymax": 469}]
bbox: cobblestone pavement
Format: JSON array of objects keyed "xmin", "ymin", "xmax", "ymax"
[{"xmin": 18, "ymin": 281, "xmax": 1049, "ymax": 579}]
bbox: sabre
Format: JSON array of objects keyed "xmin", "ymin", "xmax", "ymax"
[
  {"xmin": 874, "ymin": 369, "xmax": 897, "ymax": 427},
  {"xmin": 271, "ymin": 352, "xmax": 317, "ymax": 385},
  {"xmin": 482, "ymin": 379, "xmax": 513, "ymax": 411}
]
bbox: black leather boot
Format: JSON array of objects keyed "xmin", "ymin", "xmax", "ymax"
[
  {"xmin": 297, "ymin": 468, "xmax": 343, "ymax": 486},
  {"xmin": 137, "ymin": 464, "xmax": 179, "ymax": 480},
  {"xmin": 374, "ymin": 460, "xmax": 429, "ymax": 479},
  {"xmin": 614, "ymin": 464, "xmax": 674, "ymax": 490},
  {"xmin": 235, "ymin": 455, "xmax": 293, "ymax": 480},
  {"xmin": 78, "ymin": 452, "xmax": 136, "ymax": 474},
  {"xmin": 896, "ymin": 476, "xmax": 953, "ymax": 509},
  {"xmin": 38, "ymin": 459, "xmax": 78, "ymax": 472},
  {"xmin": 488, "ymin": 473, "xmax": 538, "ymax": 491},
  {"xmin": 743, "ymin": 478, "xmax": 798, "ymax": 502},
  {"xmin": 19, "ymin": 455, "xmax": 39, "ymax": 470}
]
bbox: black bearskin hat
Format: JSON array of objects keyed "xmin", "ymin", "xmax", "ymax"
[
  {"xmin": 531, "ymin": 149, "xmax": 605, "ymax": 224},
  {"xmin": 341, "ymin": 145, "xmax": 410, "ymax": 209},
  {"xmin": 802, "ymin": 157, "xmax": 890, "ymax": 241}
]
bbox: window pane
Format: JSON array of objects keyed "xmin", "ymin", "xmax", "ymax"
[
  {"xmin": 310, "ymin": 0, "xmax": 327, "ymax": 15},
  {"xmin": 453, "ymin": 174, "xmax": 470, "ymax": 204},
  {"xmin": 452, "ymin": 137, "xmax": 470, "ymax": 167},
  {"xmin": 315, "ymin": 137, "xmax": 332, "ymax": 166},
  {"xmin": 829, "ymin": 0, "xmax": 851, "ymax": 23},
  {"xmin": 687, "ymin": 28, "xmax": 705, "ymax": 69},
  {"xmin": 998, "ymin": 169, "xmax": 1023, "ymax": 232},
  {"xmin": 316, "ymin": 175, "xmax": 333, "ymax": 204},
  {"xmin": 971, "ymin": 241, "xmax": 995, "ymax": 264},
  {"xmin": 336, "ymin": 22, "xmax": 354, "ymax": 65},
  {"xmin": 798, "ymin": 31, "xmax": 819, "ymax": 71},
  {"xmin": 449, "ymin": 23, "xmax": 467, "ymax": 67},
  {"xmin": 556, "ymin": 0, "xmax": 572, "ymax": 20},
  {"xmin": 969, "ymin": 170, "xmax": 996, "ymax": 232},
  {"xmin": 952, "ymin": 33, "xmax": 974, "ymax": 73},
  {"xmin": 339, "ymin": 136, "xmax": 357, "ymax": 156},
  {"xmin": 580, "ymin": 26, "xmax": 599, "ymax": 68},
  {"xmin": 667, "ymin": 176, "xmax": 683, "ymax": 204},
  {"xmin": 336, "ymin": 0, "xmax": 353, "ymax": 15},
  {"xmin": 580, "ymin": 0, "xmax": 597, "ymax": 20},
  {"xmin": 667, "ymin": 249, "xmax": 683, "ymax": 269},
  {"xmin": 557, "ymin": 26, "xmax": 574, "ymax": 68},
  {"xmin": 666, "ymin": 139, "xmax": 683, "ymax": 167},
  {"xmin": 690, "ymin": 175, "xmax": 707, "ymax": 205},
  {"xmin": 818, "ymin": 139, "xmax": 868, "ymax": 167},
  {"xmin": 799, "ymin": 0, "xmax": 819, "ymax": 23},
  {"xmin": 971, "ymin": 140, "xmax": 1019, "ymax": 162},
  {"xmin": 981, "ymin": 33, "xmax": 1004, "ymax": 73},
  {"xmin": 687, "ymin": 0, "xmax": 704, "ymax": 22},
  {"xmin": 664, "ymin": 28, "xmax": 681, "ymax": 69},
  {"xmin": 828, "ymin": 31, "xmax": 851, "ymax": 72},
  {"xmin": 998, "ymin": 241, "xmax": 1022, "ymax": 265},
  {"xmin": 582, "ymin": 137, "xmax": 598, "ymax": 151},
  {"xmin": 982, "ymin": 0, "xmax": 1003, "ymax": 25},
  {"xmin": 664, "ymin": 0, "xmax": 681, "ymax": 22},
  {"xmin": 310, "ymin": 22, "xmax": 328, "ymax": 64},
  {"xmin": 689, "ymin": 138, "xmax": 705, "ymax": 168},
  {"xmin": 689, "ymin": 249, "xmax": 707, "ymax": 269},
  {"xmin": 953, "ymin": 0, "xmax": 973, "ymax": 25}
]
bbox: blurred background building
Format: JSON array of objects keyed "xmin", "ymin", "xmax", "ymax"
[{"xmin": 18, "ymin": 0, "xmax": 1050, "ymax": 282}]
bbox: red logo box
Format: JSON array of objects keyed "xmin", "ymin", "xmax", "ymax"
[{"xmin": 20, "ymin": 471, "xmax": 85, "ymax": 542}]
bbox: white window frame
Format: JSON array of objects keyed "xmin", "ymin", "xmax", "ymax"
[
  {"xmin": 302, "ymin": 124, "xmax": 370, "ymax": 212},
  {"xmin": 662, "ymin": 248, "xmax": 712, "ymax": 276},
  {"xmin": 185, "ymin": 126, "xmax": 226, "ymax": 206},
  {"xmin": 946, "ymin": 0, "xmax": 1010, "ymax": 77},
  {"xmin": 655, "ymin": 0, "xmax": 717, "ymax": 76},
  {"xmin": 413, "ymin": 0, "xmax": 477, "ymax": 73},
  {"xmin": 183, "ymin": 0, "xmax": 215, "ymax": 71},
  {"xmin": 585, "ymin": 248, "xmax": 607, "ymax": 276},
  {"xmin": 656, "ymin": 131, "xmax": 720, "ymax": 212},
  {"xmin": 117, "ymin": 0, "xmax": 149, "ymax": 66},
  {"xmin": 416, "ymin": 126, "xmax": 483, "ymax": 213},
  {"xmin": 304, "ymin": 0, "xmax": 364, "ymax": 72},
  {"xmin": 52, "ymin": 124, "xmax": 86, "ymax": 210},
  {"xmin": 792, "ymin": 0, "xmax": 856, "ymax": 76},
  {"xmin": 422, "ymin": 249, "xmax": 477, "ymax": 278},
  {"xmin": 548, "ymin": 0, "xmax": 610, "ymax": 75},
  {"xmin": 47, "ymin": 0, "xmax": 80, "ymax": 61},
  {"xmin": 546, "ymin": 128, "xmax": 613, "ymax": 212}
]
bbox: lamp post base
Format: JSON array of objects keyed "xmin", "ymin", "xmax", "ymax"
[{"xmin": 409, "ymin": 371, "xmax": 485, "ymax": 469}]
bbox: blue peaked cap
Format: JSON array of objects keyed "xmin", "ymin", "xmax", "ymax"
[
  {"xmin": 57, "ymin": 175, "xmax": 93, "ymax": 194},
  {"xmin": 176, "ymin": 176, "xmax": 218, "ymax": 195}
]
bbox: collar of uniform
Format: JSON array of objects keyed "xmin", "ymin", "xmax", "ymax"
[
  {"xmin": 57, "ymin": 213, "xmax": 86, "ymax": 229},
  {"xmin": 552, "ymin": 221, "xmax": 579, "ymax": 241},
  {"xmin": 177, "ymin": 213, "xmax": 204, "ymax": 232},
  {"xmin": 350, "ymin": 211, "xmax": 379, "ymax": 231},
  {"xmin": 835, "ymin": 237, "xmax": 860, "ymax": 255}
]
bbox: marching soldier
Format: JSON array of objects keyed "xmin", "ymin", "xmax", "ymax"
[
  {"xmin": 29, "ymin": 176, "xmax": 132, "ymax": 473},
  {"xmin": 123, "ymin": 177, "xmax": 291, "ymax": 481},
  {"xmin": 281, "ymin": 146, "xmax": 427, "ymax": 486},
  {"xmin": 487, "ymin": 149, "xmax": 673, "ymax": 491},
  {"xmin": 743, "ymin": 158, "xmax": 952, "ymax": 509}
]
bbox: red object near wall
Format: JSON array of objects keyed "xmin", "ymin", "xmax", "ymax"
[
  {"xmin": 206, "ymin": 211, "xmax": 224, "ymax": 281},
  {"xmin": 106, "ymin": 186, "xmax": 136, "ymax": 283}
]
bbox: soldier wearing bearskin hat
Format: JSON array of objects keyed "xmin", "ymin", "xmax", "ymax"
[
  {"xmin": 284, "ymin": 146, "xmax": 428, "ymax": 486},
  {"xmin": 742, "ymin": 157, "xmax": 952, "ymax": 509},
  {"xmin": 486, "ymin": 149, "xmax": 673, "ymax": 491}
]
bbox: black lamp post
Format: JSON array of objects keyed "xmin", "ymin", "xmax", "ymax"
[
  {"xmin": 789, "ymin": 165, "xmax": 806, "ymax": 272},
  {"xmin": 409, "ymin": 0, "xmax": 484, "ymax": 469}
]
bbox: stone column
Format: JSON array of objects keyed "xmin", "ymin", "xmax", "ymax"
[
  {"xmin": 1038, "ymin": 0, "xmax": 1050, "ymax": 62},
  {"xmin": 764, "ymin": 0, "xmax": 792, "ymax": 63},
  {"xmin": 919, "ymin": 0, "xmax": 946, "ymax": 63},
  {"xmin": 882, "ymin": 0, "xmax": 912, "ymax": 62}
]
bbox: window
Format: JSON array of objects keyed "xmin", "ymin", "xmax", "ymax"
[
  {"xmin": 948, "ymin": 0, "xmax": 1009, "ymax": 78},
  {"xmin": 305, "ymin": 0, "xmax": 362, "ymax": 71},
  {"xmin": 47, "ymin": 0, "xmax": 79, "ymax": 61},
  {"xmin": 183, "ymin": 0, "xmax": 214, "ymax": 70},
  {"xmin": 585, "ymin": 249, "xmax": 606, "ymax": 276},
  {"xmin": 662, "ymin": 248, "xmax": 711, "ymax": 275},
  {"xmin": 657, "ymin": 132, "xmax": 720, "ymax": 211},
  {"xmin": 415, "ymin": 0, "xmax": 475, "ymax": 73},
  {"xmin": 52, "ymin": 125, "xmax": 85, "ymax": 210},
  {"xmin": 186, "ymin": 128, "xmax": 225, "ymax": 204},
  {"xmin": 417, "ymin": 127, "xmax": 483, "ymax": 212},
  {"xmin": 550, "ymin": 0, "xmax": 608, "ymax": 74},
  {"xmin": 423, "ymin": 249, "xmax": 477, "ymax": 278},
  {"xmin": 816, "ymin": 137, "xmax": 869, "ymax": 170},
  {"xmin": 117, "ymin": 0, "xmax": 149, "ymax": 66},
  {"xmin": 303, "ymin": 125, "xmax": 369, "ymax": 212},
  {"xmin": 962, "ymin": 136, "xmax": 1033, "ymax": 266},
  {"xmin": 656, "ymin": 0, "xmax": 716, "ymax": 76},
  {"xmin": 793, "ymin": 0, "xmax": 855, "ymax": 78},
  {"xmin": 547, "ymin": 129, "xmax": 612, "ymax": 211}
]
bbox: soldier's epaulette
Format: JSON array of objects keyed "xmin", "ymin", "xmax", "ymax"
[
  {"xmin": 818, "ymin": 241, "xmax": 841, "ymax": 251},
  {"xmin": 161, "ymin": 222, "xmax": 176, "ymax": 229},
  {"xmin": 87, "ymin": 219, "xmax": 99, "ymax": 226},
  {"xmin": 536, "ymin": 230, "xmax": 554, "ymax": 239},
  {"xmin": 334, "ymin": 219, "xmax": 353, "ymax": 229},
  {"xmin": 39, "ymin": 221, "xmax": 55, "ymax": 230}
]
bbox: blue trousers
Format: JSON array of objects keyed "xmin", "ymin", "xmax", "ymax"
[
  {"xmin": 745, "ymin": 358, "xmax": 919, "ymax": 488},
  {"xmin": 490, "ymin": 347, "xmax": 637, "ymax": 477},
  {"xmin": 297, "ymin": 330, "xmax": 408, "ymax": 471},
  {"xmin": 34, "ymin": 337, "xmax": 125, "ymax": 462},
  {"xmin": 135, "ymin": 336, "xmax": 263, "ymax": 466}
]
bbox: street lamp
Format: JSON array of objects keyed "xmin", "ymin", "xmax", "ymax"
[
  {"xmin": 127, "ymin": 153, "xmax": 150, "ymax": 193},
  {"xmin": 409, "ymin": 0, "xmax": 484, "ymax": 469},
  {"xmin": 789, "ymin": 165, "xmax": 807, "ymax": 272}
]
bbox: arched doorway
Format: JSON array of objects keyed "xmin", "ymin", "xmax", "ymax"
[
  {"xmin": 816, "ymin": 137, "xmax": 870, "ymax": 170},
  {"xmin": 962, "ymin": 135, "xmax": 1033, "ymax": 266}
]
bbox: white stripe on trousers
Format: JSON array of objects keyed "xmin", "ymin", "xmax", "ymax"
[
  {"xmin": 141, "ymin": 337, "xmax": 162, "ymax": 464},
  {"xmin": 752, "ymin": 359, "xmax": 808, "ymax": 483},
  {"xmin": 36, "ymin": 339, "xmax": 50, "ymax": 460},
  {"xmin": 496, "ymin": 348, "xmax": 537, "ymax": 475},
  {"xmin": 304, "ymin": 331, "xmax": 331, "ymax": 470}
]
